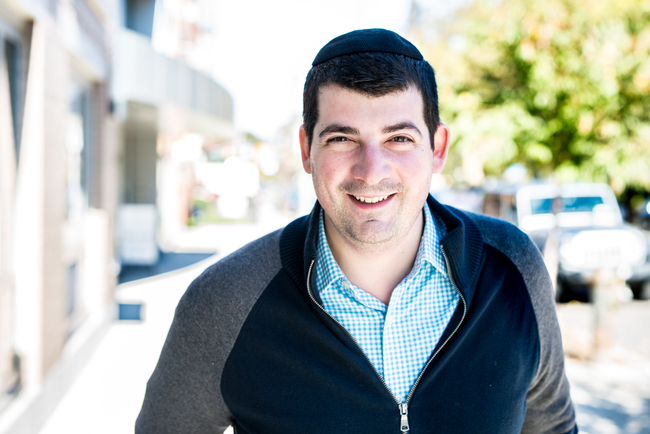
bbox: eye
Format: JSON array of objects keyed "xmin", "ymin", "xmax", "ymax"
[
  {"xmin": 390, "ymin": 136, "xmax": 413, "ymax": 143},
  {"xmin": 326, "ymin": 136, "xmax": 350, "ymax": 143},
  {"xmin": 321, "ymin": 135, "xmax": 357, "ymax": 151}
]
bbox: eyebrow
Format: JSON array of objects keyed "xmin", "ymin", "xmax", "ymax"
[
  {"xmin": 318, "ymin": 122, "xmax": 422, "ymax": 140},
  {"xmin": 382, "ymin": 122, "xmax": 422, "ymax": 137},
  {"xmin": 318, "ymin": 124, "xmax": 360, "ymax": 139}
]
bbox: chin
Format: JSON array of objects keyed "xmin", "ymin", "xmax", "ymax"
[{"xmin": 346, "ymin": 223, "xmax": 399, "ymax": 246}]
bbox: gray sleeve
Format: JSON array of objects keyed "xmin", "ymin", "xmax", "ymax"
[
  {"xmin": 135, "ymin": 229, "xmax": 283, "ymax": 434},
  {"xmin": 470, "ymin": 214, "xmax": 577, "ymax": 434}
]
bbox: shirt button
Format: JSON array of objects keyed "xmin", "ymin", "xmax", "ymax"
[{"xmin": 343, "ymin": 281, "xmax": 350, "ymax": 289}]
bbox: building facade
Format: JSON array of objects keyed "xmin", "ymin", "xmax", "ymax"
[
  {"xmin": 0, "ymin": 0, "xmax": 234, "ymax": 432},
  {"xmin": 0, "ymin": 0, "xmax": 116, "ymax": 431}
]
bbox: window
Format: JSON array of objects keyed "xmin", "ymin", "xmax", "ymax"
[
  {"xmin": 125, "ymin": 0, "xmax": 156, "ymax": 38},
  {"xmin": 3, "ymin": 35, "xmax": 24, "ymax": 167},
  {"xmin": 64, "ymin": 77, "xmax": 93, "ymax": 320},
  {"xmin": 530, "ymin": 196, "xmax": 605, "ymax": 215},
  {"xmin": 0, "ymin": 17, "xmax": 24, "ymax": 398}
]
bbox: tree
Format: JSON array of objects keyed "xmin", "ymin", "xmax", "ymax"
[{"xmin": 415, "ymin": 0, "xmax": 650, "ymax": 196}]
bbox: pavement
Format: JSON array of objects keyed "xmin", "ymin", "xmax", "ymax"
[
  {"xmin": 566, "ymin": 352, "xmax": 650, "ymax": 434},
  {"xmin": 557, "ymin": 302, "xmax": 650, "ymax": 434},
  {"xmin": 38, "ymin": 210, "xmax": 292, "ymax": 434},
  {"xmin": 36, "ymin": 212, "xmax": 650, "ymax": 434}
]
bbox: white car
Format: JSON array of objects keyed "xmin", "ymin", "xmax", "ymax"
[{"xmin": 482, "ymin": 182, "xmax": 650, "ymax": 301}]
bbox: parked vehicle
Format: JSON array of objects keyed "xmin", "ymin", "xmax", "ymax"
[
  {"xmin": 637, "ymin": 198, "xmax": 650, "ymax": 231},
  {"xmin": 482, "ymin": 182, "xmax": 650, "ymax": 301}
]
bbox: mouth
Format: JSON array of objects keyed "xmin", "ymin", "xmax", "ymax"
[{"xmin": 351, "ymin": 194, "xmax": 392, "ymax": 204}]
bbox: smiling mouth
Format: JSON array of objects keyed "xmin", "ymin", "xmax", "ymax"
[{"xmin": 352, "ymin": 194, "xmax": 392, "ymax": 204}]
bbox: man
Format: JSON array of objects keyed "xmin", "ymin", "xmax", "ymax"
[{"xmin": 136, "ymin": 29, "xmax": 577, "ymax": 434}]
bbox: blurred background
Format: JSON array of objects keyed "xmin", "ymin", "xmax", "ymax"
[{"xmin": 0, "ymin": 0, "xmax": 648, "ymax": 433}]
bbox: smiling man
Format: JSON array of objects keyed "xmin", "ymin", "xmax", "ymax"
[
  {"xmin": 136, "ymin": 29, "xmax": 577, "ymax": 434},
  {"xmin": 302, "ymin": 85, "xmax": 448, "ymax": 305}
]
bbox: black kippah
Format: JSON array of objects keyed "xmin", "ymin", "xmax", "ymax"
[{"xmin": 312, "ymin": 28, "xmax": 424, "ymax": 66}]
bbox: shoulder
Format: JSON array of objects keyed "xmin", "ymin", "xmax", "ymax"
[
  {"xmin": 465, "ymin": 210, "xmax": 539, "ymax": 257},
  {"xmin": 177, "ymin": 228, "xmax": 284, "ymax": 321},
  {"xmin": 461, "ymin": 210, "xmax": 555, "ymax": 318},
  {"xmin": 448, "ymin": 207, "xmax": 557, "ymax": 349},
  {"xmin": 136, "ymin": 230, "xmax": 284, "ymax": 433},
  {"xmin": 462, "ymin": 210, "xmax": 558, "ymax": 346},
  {"xmin": 196, "ymin": 228, "xmax": 283, "ymax": 287},
  {"xmin": 462, "ymin": 210, "xmax": 548, "ymax": 285}
]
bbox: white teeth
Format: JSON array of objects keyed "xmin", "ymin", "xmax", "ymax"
[{"xmin": 353, "ymin": 195, "xmax": 389, "ymax": 203}]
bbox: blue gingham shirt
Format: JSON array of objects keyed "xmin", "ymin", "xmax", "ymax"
[{"xmin": 315, "ymin": 205, "xmax": 459, "ymax": 403}]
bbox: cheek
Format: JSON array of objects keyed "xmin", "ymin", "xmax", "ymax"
[
  {"xmin": 314, "ymin": 155, "xmax": 348, "ymax": 183},
  {"xmin": 394, "ymin": 150, "xmax": 434, "ymax": 175}
]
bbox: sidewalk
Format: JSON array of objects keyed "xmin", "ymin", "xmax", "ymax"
[
  {"xmin": 566, "ymin": 350, "xmax": 650, "ymax": 434},
  {"xmin": 558, "ymin": 302, "xmax": 650, "ymax": 434},
  {"xmin": 38, "ymin": 266, "xmax": 201, "ymax": 434},
  {"xmin": 38, "ymin": 214, "xmax": 293, "ymax": 434}
]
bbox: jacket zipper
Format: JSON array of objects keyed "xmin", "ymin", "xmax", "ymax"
[
  {"xmin": 402, "ymin": 246, "xmax": 468, "ymax": 409},
  {"xmin": 306, "ymin": 252, "xmax": 468, "ymax": 433},
  {"xmin": 399, "ymin": 403, "xmax": 409, "ymax": 433},
  {"xmin": 305, "ymin": 262, "xmax": 402, "ymax": 408}
]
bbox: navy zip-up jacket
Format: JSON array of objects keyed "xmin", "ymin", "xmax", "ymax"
[{"xmin": 136, "ymin": 196, "xmax": 577, "ymax": 433}]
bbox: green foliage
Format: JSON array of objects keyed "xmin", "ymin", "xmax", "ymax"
[{"xmin": 417, "ymin": 0, "xmax": 650, "ymax": 193}]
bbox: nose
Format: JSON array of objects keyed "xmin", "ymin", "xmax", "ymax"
[{"xmin": 351, "ymin": 143, "xmax": 391, "ymax": 186}]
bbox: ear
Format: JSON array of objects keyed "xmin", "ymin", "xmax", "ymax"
[
  {"xmin": 432, "ymin": 123, "xmax": 450, "ymax": 174},
  {"xmin": 299, "ymin": 125, "xmax": 312, "ymax": 174}
]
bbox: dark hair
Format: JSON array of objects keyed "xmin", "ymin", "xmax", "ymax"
[{"xmin": 302, "ymin": 52, "xmax": 440, "ymax": 148}]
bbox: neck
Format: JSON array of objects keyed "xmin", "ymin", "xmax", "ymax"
[{"xmin": 324, "ymin": 210, "xmax": 424, "ymax": 305}]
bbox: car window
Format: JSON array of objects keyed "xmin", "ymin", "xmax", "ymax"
[{"xmin": 530, "ymin": 196, "xmax": 605, "ymax": 214}]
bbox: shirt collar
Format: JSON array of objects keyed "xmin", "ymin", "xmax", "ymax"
[
  {"xmin": 420, "ymin": 204, "xmax": 448, "ymax": 277},
  {"xmin": 316, "ymin": 204, "xmax": 448, "ymax": 297},
  {"xmin": 316, "ymin": 210, "xmax": 353, "ymax": 298}
]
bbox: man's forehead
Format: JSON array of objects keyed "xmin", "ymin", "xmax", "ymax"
[
  {"xmin": 315, "ymin": 86, "xmax": 427, "ymax": 134},
  {"xmin": 317, "ymin": 84, "xmax": 425, "ymax": 111},
  {"xmin": 318, "ymin": 83, "xmax": 422, "ymax": 98}
]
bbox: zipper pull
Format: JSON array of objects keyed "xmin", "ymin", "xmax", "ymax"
[{"xmin": 399, "ymin": 403, "xmax": 409, "ymax": 433}]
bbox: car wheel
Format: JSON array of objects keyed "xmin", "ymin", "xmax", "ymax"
[
  {"xmin": 631, "ymin": 280, "xmax": 650, "ymax": 300},
  {"xmin": 556, "ymin": 278, "xmax": 590, "ymax": 303}
]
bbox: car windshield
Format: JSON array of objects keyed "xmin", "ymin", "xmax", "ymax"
[{"xmin": 530, "ymin": 196, "xmax": 605, "ymax": 214}]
